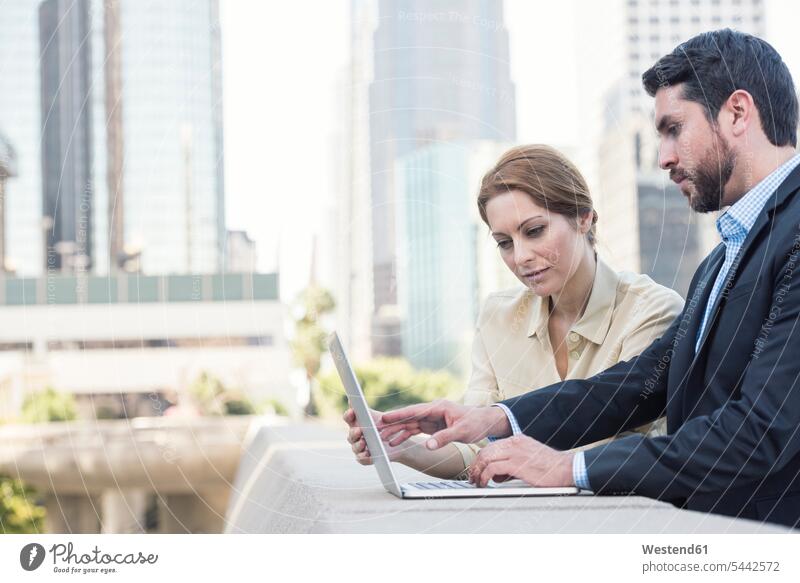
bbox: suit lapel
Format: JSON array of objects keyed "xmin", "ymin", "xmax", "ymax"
[{"xmin": 695, "ymin": 164, "xmax": 800, "ymax": 351}]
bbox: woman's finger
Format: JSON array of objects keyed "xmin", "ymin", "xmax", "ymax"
[
  {"xmin": 388, "ymin": 429, "xmax": 413, "ymax": 447},
  {"xmin": 348, "ymin": 426, "xmax": 363, "ymax": 444}
]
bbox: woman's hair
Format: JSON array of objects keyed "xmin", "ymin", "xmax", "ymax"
[{"xmin": 477, "ymin": 144, "xmax": 598, "ymax": 247}]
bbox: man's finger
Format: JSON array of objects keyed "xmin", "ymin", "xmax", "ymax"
[
  {"xmin": 469, "ymin": 442, "xmax": 511, "ymax": 482},
  {"xmin": 381, "ymin": 402, "xmax": 443, "ymax": 425},
  {"xmin": 478, "ymin": 460, "xmax": 515, "ymax": 488},
  {"xmin": 343, "ymin": 408, "xmax": 355, "ymax": 424},
  {"xmin": 426, "ymin": 426, "xmax": 463, "ymax": 450}
]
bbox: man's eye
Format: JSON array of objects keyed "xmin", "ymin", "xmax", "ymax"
[{"xmin": 668, "ymin": 124, "xmax": 680, "ymax": 136}]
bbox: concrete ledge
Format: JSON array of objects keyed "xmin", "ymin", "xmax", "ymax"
[{"xmin": 225, "ymin": 423, "xmax": 789, "ymax": 533}]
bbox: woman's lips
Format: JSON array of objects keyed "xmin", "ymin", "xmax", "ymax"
[{"xmin": 524, "ymin": 267, "xmax": 550, "ymax": 283}]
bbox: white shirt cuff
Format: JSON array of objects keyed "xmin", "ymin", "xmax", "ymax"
[
  {"xmin": 572, "ymin": 451, "xmax": 591, "ymax": 490},
  {"xmin": 489, "ymin": 403, "xmax": 521, "ymax": 440}
]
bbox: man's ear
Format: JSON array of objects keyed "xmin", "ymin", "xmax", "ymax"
[{"xmin": 725, "ymin": 89, "xmax": 755, "ymax": 139}]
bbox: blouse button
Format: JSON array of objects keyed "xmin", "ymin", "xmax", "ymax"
[
  {"xmin": 568, "ymin": 332, "xmax": 580, "ymax": 344},
  {"xmin": 569, "ymin": 350, "xmax": 581, "ymax": 360}
]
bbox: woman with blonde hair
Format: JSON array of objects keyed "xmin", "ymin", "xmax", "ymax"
[{"xmin": 344, "ymin": 144, "xmax": 683, "ymax": 479}]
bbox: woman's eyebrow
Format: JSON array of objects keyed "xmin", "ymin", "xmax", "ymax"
[{"xmin": 492, "ymin": 215, "xmax": 544, "ymax": 237}]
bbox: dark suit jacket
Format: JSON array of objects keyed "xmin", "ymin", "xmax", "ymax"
[{"xmin": 500, "ymin": 163, "xmax": 800, "ymax": 528}]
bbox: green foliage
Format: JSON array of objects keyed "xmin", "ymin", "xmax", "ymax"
[
  {"xmin": 188, "ymin": 372, "xmax": 256, "ymax": 416},
  {"xmin": 223, "ymin": 394, "xmax": 256, "ymax": 416},
  {"xmin": 21, "ymin": 387, "xmax": 77, "ymax": 423},
  {"xmin": 0, "ymin": 475, "xmax": 46, "ymax": 534},
  {"xmin": 290, "ymin": 284, "xmax": 336, "ymax": 416},
  {"xmin": 257, "ymin": 398, "xmax": 289, "ymax": 417},
  {"xmin": 317, "ymin": 357, "xmax": 459, "ymax": 417}
]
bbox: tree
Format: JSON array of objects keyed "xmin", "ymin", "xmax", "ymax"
[
  {"xmin": 0, "ymin": 475, "xmax": 46, "ymax": 534},
  {"xmin": 290, "ymin": 284, "xmax": 335, "ymax": 416},
  {"xmin": 20, "ymin": 387, "xmax": 77, "ymax": 423},
  {"xmin": 317, "ymin": 357, "xmax": 460, "ymax": 417},
  {"xmin": 188, "ymin": 371, "xmax": 256, "ymax": 416}
]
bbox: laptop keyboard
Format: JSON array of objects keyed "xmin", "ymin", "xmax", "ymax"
[{"xmin": 406, "ymin": 480, "xmax": 475, "ymax": 490}]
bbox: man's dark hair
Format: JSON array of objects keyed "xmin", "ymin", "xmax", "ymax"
[{"xmin": 642, "ymin": 29, "xmax": 798, "ymax": 148}]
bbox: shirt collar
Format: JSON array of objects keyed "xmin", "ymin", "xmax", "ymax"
[
  {"xmin": 526, "ymin": 256, "xmax": 620, "ymax": 345},
  {"xmin": 716, "ymin": 153, "xmax": 800, "ymax": 242}
]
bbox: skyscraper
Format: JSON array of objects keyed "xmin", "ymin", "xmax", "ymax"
[
  {"xmin": 0, "ymin": 131, "xmax": 17, "ymax": 272},
  {"xmin": 597, "ymin": 0, "xmax": 766, "ymax": 296},
  {"xmin": 39, "ymin": 0, "xmax": 96, "ymax": 273},
  {"xmin": 622, "ymin": 0, "xmax": 765, "ymax": 116},
  {"xmin": 334, "ymin": 0, "xmax": 377, "ymax": 363},
  {"xmin": 118, "ymin": 0, "xmax": 225, "ymax": 274},
  {"xmin": 395, "ymin": 140, "xmax": 512, "ymax": 375},
  {"xmin": 12, "ymin": 0, "xmax": 224, "ymax": 276},
  {"xmin": 369, "ymin": 0, "xmax": 516, "ymax": 355},
  {"xmin": 0, "ymin": 0, "xmax": 45, "ymax": 276}
]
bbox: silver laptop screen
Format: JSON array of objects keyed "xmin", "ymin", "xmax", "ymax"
[{"xmin": 328, "ymin": 332, "xmax": 402, "ymax": 496}]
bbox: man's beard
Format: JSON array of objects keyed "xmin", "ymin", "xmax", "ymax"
[{"xmin": 684, "ymin": 130, "xmax": 737, "ymax": 213}]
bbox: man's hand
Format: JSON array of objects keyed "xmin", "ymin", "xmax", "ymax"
[
  {"xmin": 468, "ymin": 434, "xmax": 575, "ymax": 488},
  {"xmin": 379, "ymin": 400, "xmax": 511, "ymax": 450}
]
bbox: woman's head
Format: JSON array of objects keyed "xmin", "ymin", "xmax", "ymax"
[{"xmin": 477, "ymin": 144, "xmax": 598, "ymax": 296}]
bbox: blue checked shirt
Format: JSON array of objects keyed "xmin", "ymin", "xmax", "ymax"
[
  {"xmin": 494, "ymin": 152, "xmax": 800, "ymax": 492},
  {"xmin": 695, "ymin": 153, "xmax": 800, "ymax": 352}
]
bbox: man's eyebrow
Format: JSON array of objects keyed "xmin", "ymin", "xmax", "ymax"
[{"xmin": 656, "ymin": 114, "xmax": 677, "ymax": 134}]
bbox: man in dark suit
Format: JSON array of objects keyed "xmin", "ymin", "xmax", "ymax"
[{"xmin": 378, "ymin": 29, "xmax": 800, "ymax": 527}]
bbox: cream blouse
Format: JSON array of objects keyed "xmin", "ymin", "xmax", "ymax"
[{"xmin": 453, "ymin": 256, "xmax": 684, "ymax": 469}]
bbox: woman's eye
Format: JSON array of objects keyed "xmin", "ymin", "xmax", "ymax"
[
  {"xmin": 496, "ymin": 240, "xmax": 512, "ymax": 250},
  {"xmin": 526, "ymin": 226, "xmax": 544, "ymax": 237}
]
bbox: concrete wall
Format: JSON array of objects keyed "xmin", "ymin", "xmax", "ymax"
[{"xmin": 225, "ymin": 423, "xmax": 790, "ymax": 534}]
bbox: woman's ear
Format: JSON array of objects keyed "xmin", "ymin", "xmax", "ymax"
[{"xmin": 577, "ymin": 209, "xmax": 593, "ymax": 235}]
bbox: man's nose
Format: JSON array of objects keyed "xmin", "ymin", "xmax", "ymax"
[{"xmin": 659, "ymin": 141, "xmax": 678, "ymax": 170}]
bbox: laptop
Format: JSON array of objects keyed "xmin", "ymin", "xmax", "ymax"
[{"xmin": 328, "ymin": 331, "xmax": 581, "ymax": 499}]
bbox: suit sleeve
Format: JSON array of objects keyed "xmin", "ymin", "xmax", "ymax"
[
  {"xmin": 617, "ymin": 286, "xmax": 685, "ymax": 438},
  {"xmin": 497, "ymin": 312, "xmax": 681, "ymax": 450},
  {"xmin": 583, "ymin": 245, "xmax": 800, "ymax": 499}
]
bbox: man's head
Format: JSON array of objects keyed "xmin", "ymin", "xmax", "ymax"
[{"xmin": 643, "ymin": 29, "xmax": 798, "ymax": 212}]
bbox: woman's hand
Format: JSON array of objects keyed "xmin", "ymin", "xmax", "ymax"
[
  {"xmin": 343, "ymin": 408, "xmax": 413, "ymax": 465},
  {"xmin": 467, "ymin": 434, "xmax": 575, "ymax": 488}
]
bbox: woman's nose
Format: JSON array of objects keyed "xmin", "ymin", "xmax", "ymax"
[{"xmin": 514, "ymin": 242, "xmax": 535, "ymax": 266}]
